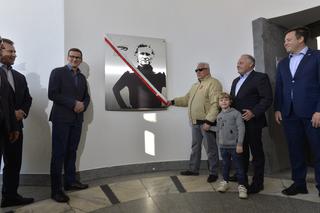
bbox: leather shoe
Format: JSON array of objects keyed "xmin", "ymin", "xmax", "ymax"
[
  {"xmin": 51, "ymin": 191, "xmax": 70, "ymax": 203},
  {"xmin": 281, "ymin": 183, "xmax": 308, "ymax": 196},
  {"xmin": 228, "ymin": 174, "xmax": 238, "ymax": 182},
  {"xmin": 1, "ymin": 194, "xmax": 34, "ymax": 207},
  {"xmin": 180, "ymin": 170, "xmax": 199, "ymax": 176},
  {"xmin": 248, "ymin": 184, "xmax": 264, "ymax": 194},
  {"xmin": 65, "ymin": 181, "xmax": 89, "ymax": 191},
  {"xmin": 207, "ymin": 175, "xmax": 218, "ymax": 183}
]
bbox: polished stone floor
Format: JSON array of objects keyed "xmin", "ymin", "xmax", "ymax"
[{"xmin": 1, "ymin": 170, "xmax": 320, "ymax": 213}]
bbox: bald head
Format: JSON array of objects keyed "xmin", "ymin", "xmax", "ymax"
[{"xmin": 237, "ymin": 54, "xmax": 255, "ymax": 75}]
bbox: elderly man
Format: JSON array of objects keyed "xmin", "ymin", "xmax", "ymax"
[
  {"xmin": 169, "ymin": 62, "xmax": 222, "ymax": 182},
  {"xmin": 230, "ymin": 54, "xmax": 273, "ymax": 193}
]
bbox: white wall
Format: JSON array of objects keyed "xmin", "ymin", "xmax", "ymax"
[{"xmin": 1, "ymin": 0, "xmax": 319, "ymax": 174}]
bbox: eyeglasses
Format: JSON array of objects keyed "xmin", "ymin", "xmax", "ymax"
[
  {"xmin": 69, "ymin": 55, "xmax": 82, "ymax": 60},
  {"xmin": 195, "ymin": 68, "xmax": 207, "ymax": 73}
]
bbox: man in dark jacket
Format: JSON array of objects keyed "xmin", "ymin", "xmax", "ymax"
[
  {"xmin": 230, "ymin": 54, "xmax": 273, "ymax": 193},
  {"xmin": 48, "ymin": 48, "xmax": 90, "ymax": 203},
  {"xmin": 0, "ymin": 38, "xmax": 33, "ymax": 207}
]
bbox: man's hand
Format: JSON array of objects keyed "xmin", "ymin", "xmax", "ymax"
[
  {"xmin": 311, "ymin": 112, "xmax": 320, "ymax": 128},
  {"xmin": 236, "ymin": 144, "xmax": 243, "ymax": 154},
  {"xmin": 202, "ymin": 123, "xmax": 211, "ymax": 131},
  {"xmin": 275, "ymin": 111, "xmax": 282, "ymax": 124},
  {"xmin": 242, "ymin": 109, "xmax": 254, "ymax": 121},
  {"xmin": 9, "ymin": 131, "xmax": 19, "ymax": 143},
  {"xmin": 15, "ymin": 109, "xmax": 26, "ymax": 121},
  {"xmin": 74, "ymin": 101, "xmax": 84, "ymax": 113}
]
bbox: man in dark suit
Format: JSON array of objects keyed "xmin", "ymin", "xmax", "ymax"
[
  {"xmin": 230, "ymin": 54, "xmax": 273, "ymax": 193},
  {"xmin": 0, "ymin": 36, "xmax": 19, "ymax": 153},
  {"xmin": 0, "ymin": 38, "xmax": 33, "ymax": 207},
  {"xmin": 274, "ymin": 27, "xmax": 320, "ymax": 196},
  {"xmin": 48, "ymin": 48, "xmax": 90, "ymax": 203}
]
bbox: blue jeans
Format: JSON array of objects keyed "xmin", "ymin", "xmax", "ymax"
[{"xmin": 220, "ymin": 148, "xmax": 246, "ymax": 185}]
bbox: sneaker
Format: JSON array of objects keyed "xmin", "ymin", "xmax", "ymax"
[
  {"xmin": 238, "ymin": 185, "xmax": 248, "ymax": 199},
  {"xmin": 217, "ymin": 181, "xmax": 229, "ymax": 192}
]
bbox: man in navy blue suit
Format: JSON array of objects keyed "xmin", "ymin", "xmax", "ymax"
[
  {"xmin": 48, "ymin": 48, "xmax": 90, "ymax": 202},
  {"xmin": 0, "ymin": 38, "xmax": 33, "ymax": 207},
  {"xmin": 274, "ymin": 27, "xmax": 320, "ymax": 196}
]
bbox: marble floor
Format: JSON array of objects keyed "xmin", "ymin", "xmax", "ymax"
[{"xmin": 1, "ymin": 170, "xmax": 320, "ymax": 213}]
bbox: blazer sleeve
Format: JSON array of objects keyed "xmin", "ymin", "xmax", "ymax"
[
  {"xmin": 251, "ymin": 74, "xmax": 273, "ymax": 117},
  {"xmin": 48, "ymin": 69, "xmax": 76, "ymax": 110}
]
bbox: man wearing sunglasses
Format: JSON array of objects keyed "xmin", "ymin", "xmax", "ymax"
[
  {"xmin": 169, "ymin": 63, "xmax": 222, "ymax": 183},
  {"xmin": 113, "ymin": 44, "xmax": 166, "ymax": 109}
]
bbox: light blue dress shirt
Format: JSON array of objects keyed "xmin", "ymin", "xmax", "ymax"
[
  {"xmin": 289, "ymin": 46, "xmax": 308, "ymax": 78},
  {"xmin": 235, "ymin": 70, "xmax": 253, "ymax": 96}
]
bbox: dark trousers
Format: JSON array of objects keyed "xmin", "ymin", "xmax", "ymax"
[
  {"xmin": 282, "ymin": 111, "xmax": 320, "ymax": 191},
  {"xmin": 50, "ymin": 122, "xmax": 82, "ymax": 194},
  {"xmin": 0, "ymin": 130, "xmax": 23, "ymax": 198},
  {"xmin": 243, "ymin": 126, "xmax": 265, "ymax": 186},
  {"xmin": 221, "ymin": 148, "xmax": 246, "ymax": 185}
]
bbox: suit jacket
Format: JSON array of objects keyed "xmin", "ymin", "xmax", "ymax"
[
  {"xmin": 274, "ymin": 48, "xmax": 320, "ymax": 118},
  {"xmin": 10, "ymin": 69, "xmax": 32, "ymax": 130},
  {"xmin": 0, "ymin": 69, "xmax": 17, "ymax": 133},
  {"xmin": 230, "ymin": 70, "xmax": 273, "ymax": 128},
  {"xmin": 48, "ymin": 65, "xmax": 90, "ymax": 123}
]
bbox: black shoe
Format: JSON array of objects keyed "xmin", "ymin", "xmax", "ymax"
[
  {"xmin": 1, "ymin": 194, "xmax": 34, "ymax": 207},
  {"xmin": 65, "ymin": 181, "xmax": 89, "ymax": 191},
  {"xmin": 281, "ymin": 183, "xmax": 308, "ymax": 196},
  {"xmin": 248, "ymin": 184, "xmax": 264, "ymax": 194},
  {"xmin": 51, "ymin": 191, "xmax": 70, "ymax": 203},
  {"xmin": 180, "ymin": 170, "xmax": 199, "ymax": 176},
  {"xmin": 228, "ymin": 174, "xmax": 238, "ymax": 182},
  {"xmin": 207, "ymin": 175, "xmax": 218, "ymax": 183}
]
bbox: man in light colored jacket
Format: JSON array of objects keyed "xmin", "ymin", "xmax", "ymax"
[{"xmin": 169, "ymin": 62, "xmax": 222, "ymax": 182}]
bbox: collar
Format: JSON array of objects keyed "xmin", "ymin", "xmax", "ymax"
[
  {"xmin": 289, "ymin": 46, "xmax": 308, "ymax": 58},
  {"xmin": 239, "ymin": 69, "xmax": 253, "ymax": 78},
  {"xmin": 198, "ymin": 75, "xmax": 211, "ymax": 82},
  {"xmin": 67, "ymin": 64, "xmax": 80, "ymax": 73},
  {"xmin": 0, "ymin": 63, "xmax": 12, "ymax": 70}
]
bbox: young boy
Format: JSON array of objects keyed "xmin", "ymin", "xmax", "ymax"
[{"xmin": 216, "ymin": 92, "xmax": 247, "ymax": 199}]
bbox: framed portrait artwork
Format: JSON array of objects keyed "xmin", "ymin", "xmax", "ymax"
[{"xmin": 104, "ymin": 34, "xmax": 168, "ymax": 111}]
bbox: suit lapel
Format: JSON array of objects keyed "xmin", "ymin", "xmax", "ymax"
[
  {"xmin": 236, "ymin": 71, "xmax": 255, "ymax": 97},
  {"xmin": 231, "ymin": 77, "xmax": 239, "ymax": 97},
  {"xmin": 293, "ymin": 49, "xmax": 313, "ymax": 79}
]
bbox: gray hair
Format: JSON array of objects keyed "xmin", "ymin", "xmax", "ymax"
[
  {"xmin": 241, "ymin": 54, "xmax": 255, "ymax": 68},
  {"xmin": 197, "ymin": 62, "xmax": 210, "ymax": 71}
]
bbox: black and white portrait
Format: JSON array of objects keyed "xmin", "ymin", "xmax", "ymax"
[{"xmin": 105, "ymin": 34, "xmax": 167, "ymax": 111}]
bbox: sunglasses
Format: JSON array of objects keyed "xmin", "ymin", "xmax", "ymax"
[{"xmin": 195, "ymin": 68, "xmax": 207, "ymax": 73}]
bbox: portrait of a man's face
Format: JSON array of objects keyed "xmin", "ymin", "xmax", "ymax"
[{"xmin": 105, "ymin": 34, "xmax": 167, "ymax": 111}]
